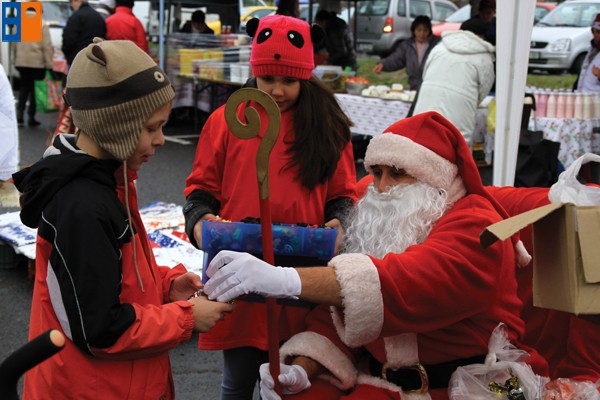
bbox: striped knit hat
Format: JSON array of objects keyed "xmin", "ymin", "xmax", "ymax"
[{"xmin": 65, "ymin": 38, "xmax": 174, "ymax": 160}]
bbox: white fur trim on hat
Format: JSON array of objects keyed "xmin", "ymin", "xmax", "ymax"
[
  {"xmin": 328, "ymin": 253, "xmax": 383, "ymax": 347},
  {"xmin": 364, "ymin": 133, "xmax": 458, "ymax": 193},
  {"xmin": 280, "ymin": 332, "xmax": 357, "ymax": 390}
]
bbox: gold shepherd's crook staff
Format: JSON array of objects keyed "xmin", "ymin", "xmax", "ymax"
[{"xmin": 224, "ymin": 87, "xmax": 282, "ymax": 395}]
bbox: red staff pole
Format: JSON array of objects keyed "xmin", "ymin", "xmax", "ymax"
[{"xmin": 224, "ymin": 88, "xmax": 282, "ymax": 394}]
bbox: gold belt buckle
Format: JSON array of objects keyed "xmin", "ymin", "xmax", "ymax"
[{"xmin": 381, "ymin": 362, "xmax": 429, "ymax": 394}]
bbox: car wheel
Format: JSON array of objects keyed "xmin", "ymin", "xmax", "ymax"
[{"xmin": 570, "ymin": 53, "xmax": 586, "ymax": 75}]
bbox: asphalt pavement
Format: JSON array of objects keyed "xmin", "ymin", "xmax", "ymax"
[{"xmin": 0, "ymin": 108, "xmax": 249, "ymax": 399}]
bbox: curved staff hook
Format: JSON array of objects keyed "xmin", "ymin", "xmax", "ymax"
[{"xmin": 224, "ymin": 87, "xmax": 282, "ymax": 394}]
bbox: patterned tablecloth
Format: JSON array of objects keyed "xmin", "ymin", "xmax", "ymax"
[
  {"xmin": 334, "ymin": 94, "xmax": 412, "ymax": 137},
  {"xmin": 529, "ymin": 117, "xmax": 600, "ymax": 169}
]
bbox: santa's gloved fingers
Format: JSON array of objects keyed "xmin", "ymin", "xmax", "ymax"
[
  {"xmin": 204, "ymin": 277, "xmax": 245, "ymax": 302},
  {"xmin": 205, "ymin": 250, "xmax": 243, "ymax": 278},
  {"xmin": 259, "ymin": 363, "xmax": 275, "ymax": 387},
  {"xmin": 203, "ymin": 268, "xmax": 236, "ymax": 294},
  {"xmin": 278, "ymin": 364, "xmax": 310, "ymax": 394},
  {"xmin": 259, "ymin": 363, "xmax": 281, "ymax": 400}
]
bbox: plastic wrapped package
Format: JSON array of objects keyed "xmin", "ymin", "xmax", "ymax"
[
  {"xmin": 543, "ymin": 378, "xmax": 600, "ymax": 400},
  {"xmin": 449, "ymin": 323, "xmax": 549, "ymax": 400}
]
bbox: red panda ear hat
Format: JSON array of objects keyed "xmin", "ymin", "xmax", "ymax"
[{"xmin": 246, "ymin": 15, "xmax": 325, "ymax": 80}]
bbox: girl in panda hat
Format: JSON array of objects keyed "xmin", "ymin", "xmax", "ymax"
[{"xmin": 184, "ymin": 15, "xmax": 358, "ymax": 399}]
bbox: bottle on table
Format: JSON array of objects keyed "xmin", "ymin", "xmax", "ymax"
[
  {"xmin": 546, "ymin": 90, "xmax": 557, "ymax": 118},
  {"xmin": 583, "ymin": 92, "xmax": 593, "ymax": 118},
  {"xmin": 574, "ymin": 91, "xmax": 584, "ymax": 119},
  {"xmin": 565, "ymin": 92, "xmax": 574, "ymax": 118},
  {"xmin": 536, "ymin": 90, "xmax": 548, "ymax": 117},
  {"xmin": 555, "ymin": 90, "xmax": 566, "ymax": 118}
]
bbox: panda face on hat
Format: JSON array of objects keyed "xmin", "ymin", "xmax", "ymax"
[{"xmin": 246, "ymin": 15, "xmax": 325, "ymax": 80}]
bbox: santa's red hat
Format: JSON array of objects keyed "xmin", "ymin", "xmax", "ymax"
[{"xmin": 364, "ymin": 111, "xmax": 531, "ymax": 266}]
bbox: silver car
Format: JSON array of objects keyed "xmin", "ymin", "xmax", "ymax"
[
  {"xmin": 529, "ymin": 0, "xmax": 600, "ymax": 74},
  {"xmin": 354, "ymin": 0, "xmax": 457, "ymax": 57}
]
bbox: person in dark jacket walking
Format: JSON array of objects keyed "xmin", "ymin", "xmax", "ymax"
[
  {"xmin": 62, "ymin": 0, "xmax": 106, "ymax": 66},
  {"xmin": 372, "ymin": 15, "xmax": 440, "ymax": 91},
  {"xmin": 314, "ymin": 10, "xmax": 358, "ymax": 71}
]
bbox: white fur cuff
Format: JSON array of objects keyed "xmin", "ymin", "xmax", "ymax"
[
  {"xmin": 280, "ymin": 331, "xmax": 357, "ymax": 390},
  {"xmin": 329, "ymin": 253, "xmax": 383, "ymax": 347}
]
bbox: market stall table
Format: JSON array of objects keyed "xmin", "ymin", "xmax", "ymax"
[
  {"xmin": 175, "ymin": 74, "xmax": 244, "ymax": 130},
  {"xmin": 335, "ymin": 93, "xmax": 491, "ymax": 164}
]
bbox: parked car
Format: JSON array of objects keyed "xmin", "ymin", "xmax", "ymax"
[
  {"xmin": 529, "ymin": 0, "xmax": 600, "ymax": 74},
  {"xmin": 432, "ymin": 3, "xmax": 555, "ymax": 36},
  {"xmin": 354, "ymin": 0, "xmax": 458, "ymax": 57},
  {"xmin": 239, "ymin": 6, "xmax": 277, "ymax": 32}
]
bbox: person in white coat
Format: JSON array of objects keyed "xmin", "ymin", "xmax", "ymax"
[
  {"xmin": 0, "ymin": 64, "xmax": 19, "ymax": 181},
  {"xmin": 412, "ymin": 18, "xmax": 495, "ymax": 148}
]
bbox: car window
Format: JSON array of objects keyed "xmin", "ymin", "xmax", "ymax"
[
  {"xmin": 538, "ymin": 2, "xmax": 600, "ymax": 27},
  {"xmin": 252, "ymin": 9, "xmax": 274, "ymax": 19},
  {"xmin": 243, "ymin": 0, "xmax": 266, "ymax": 6},
  {"xmin": 42, "ymin": 1, "xmax": 71, "ymax": 28},
  {"xmin": 435, "ymin": 3, "xmax": 457, "ymax": 21},
  {"xmin": 397, "ymin": 0, "xmax": 406, "ymax": 17},
  {"xmin": 534, "ymin": 6, "xmax": 550, "ymax": 23},
  {"xmin": 444, "ymin": 4, "xmax": 470, "ymax": 23},
  {"xmin": 357, "ymin": 0, "xmax": 390, "ymax": 16},
  {"xmin": 410, "ymin": 0, "xmax": 432, "ymax": 18}
]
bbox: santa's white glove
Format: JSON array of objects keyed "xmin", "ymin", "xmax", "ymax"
[
  {"xmin": 259, "ymin": 363, "xmax": 311, "ymax": 400},
  {"xmin": 203, "ymin": 250, "xmax": 301, "ymax": 303}
]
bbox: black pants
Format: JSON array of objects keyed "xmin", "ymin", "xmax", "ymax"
[{"xmin": 16, "ymin": 67, "xmax": 46, "ymax": 120}]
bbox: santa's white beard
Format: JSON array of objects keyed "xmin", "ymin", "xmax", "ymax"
[{"xmin": 343, "ymin": 182, "xmax": 450, "ymax": 258}]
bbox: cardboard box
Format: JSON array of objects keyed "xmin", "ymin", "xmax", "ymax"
[{"xmin": 480, "ymin": 202, "xmax": 600, "ymax": 315}]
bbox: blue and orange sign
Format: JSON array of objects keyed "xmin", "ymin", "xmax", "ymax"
[{"xmin": 2, "ymin": 2, "xmax": 43, "ymax": 42}]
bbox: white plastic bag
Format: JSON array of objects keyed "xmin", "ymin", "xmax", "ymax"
[
  {"xmin": 448, "ymin": 323, "xmax": 548, "ymax": 400},
  {"xmin": 548, "ymin": 153, "xmax": 600, "ymax": 206}
]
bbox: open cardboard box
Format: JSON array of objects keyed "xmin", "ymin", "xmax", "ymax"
[{"xmin": 480, "ymin": 202, "xmax": 600, "ymax": 315}]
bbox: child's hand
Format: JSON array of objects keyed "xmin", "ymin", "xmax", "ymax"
[
  {"xmin": 188, "ymin": 295, "xmax": 235, "ymax": 332},
  {"xmin": 193, "ymin": 213, "xmax": 218, "ymax": 248},
  {"xmin": 325, "ymin": 218, "xmax": 345, "ymax": 255},
  {"xmin": 169, "ymin": 272, "xmax": 202, "ymax": 302}
]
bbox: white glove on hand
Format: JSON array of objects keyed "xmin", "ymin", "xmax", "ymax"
[
  {"xmin": 203, "ymin": 250, "xmax": 301, "ymax": 303},
  {"xmin": 259, "ymin": 363, "xmax": 311, "ymax": 400}
]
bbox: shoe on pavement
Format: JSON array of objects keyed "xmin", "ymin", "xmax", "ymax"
[
  {"xmin": 17, "ymin": 117, "xmax": 24, "ymax": 126},
  {"xmin": 28, "ymin": 119, "xmax": 41, "ymax": 127}
]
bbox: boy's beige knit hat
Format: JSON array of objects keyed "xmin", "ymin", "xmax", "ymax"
[{"xmin": 65, "ymin": 38, "xmax": 175, "ymax": 160}]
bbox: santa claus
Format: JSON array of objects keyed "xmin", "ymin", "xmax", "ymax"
[{"xmin": 204, "ymin": 111, "xmax": 548, "ymax": 400}]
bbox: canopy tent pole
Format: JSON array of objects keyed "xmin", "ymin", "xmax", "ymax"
[
  {"xmin": 159, "ymin": 0, "xmax": 165, "ymax": 70},
  {"xmin": 493, "ymin": 0, "xmax": 536, "ymax": 186}
]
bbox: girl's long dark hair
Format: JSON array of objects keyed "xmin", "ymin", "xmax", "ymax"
[{"xmin": 288, "ymin": 77, "xmax": 352, "ymax": 189}]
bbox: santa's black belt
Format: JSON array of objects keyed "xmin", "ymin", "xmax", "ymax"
[{"xmin": 369, "ymin": 354, "xmax": 486, "ymax": 393}]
